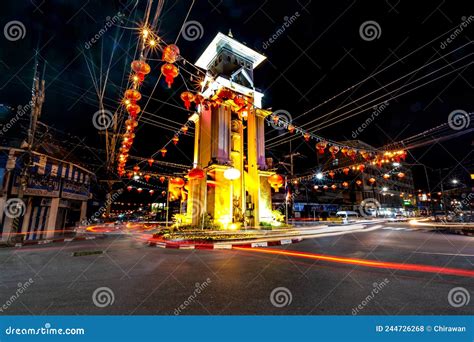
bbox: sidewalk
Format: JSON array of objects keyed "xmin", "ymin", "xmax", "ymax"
[{"xmin": 0, "ymin": 234, "xmax": 103, "ymax": 248}]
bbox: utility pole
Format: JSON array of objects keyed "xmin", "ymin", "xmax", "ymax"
[
  {"xmin": 9, "ymin": 58, "xmax": 45, "ymax": 243},
  {"xmin": 282, "ymin": 141, "xmax": 299, "ymax": 225},
  {"xmin": 439, "ymin": 168, "xmax": 448, "ymax": 218}
]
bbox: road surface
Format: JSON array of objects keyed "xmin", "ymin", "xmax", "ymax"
[{"xmin": 0, "ymin": 222, "xmax": 472, "ymax": 315}]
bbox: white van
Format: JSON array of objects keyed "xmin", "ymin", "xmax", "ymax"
[{"xmin": 336, "ymin": 211, "xmax": 359, "ymax": 223}]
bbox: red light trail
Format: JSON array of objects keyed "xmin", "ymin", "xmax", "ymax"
[{"xmin": 234, "ymin": 247, "xmax": 474, "ymax": 278}]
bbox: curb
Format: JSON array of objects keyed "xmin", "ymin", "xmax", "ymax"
[
  {"xmin": 0, "ymin": 235, "xmax": 101, "ymax": 248},
  {"xmin": 148, "ymin": 237, "xmax": 303, "ymax": 250}
]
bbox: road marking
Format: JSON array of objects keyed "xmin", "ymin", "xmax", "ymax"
[
  {"xmin": 413, "ymin": 251, "xmax": 474, "ymax": 257},
  {"xmin": 214, "ymin": 244, "xmax": 232, "ymax": 249}
]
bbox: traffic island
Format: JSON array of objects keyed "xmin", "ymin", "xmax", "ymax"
[{"xmin": 147, "ymin": 223, "xmax": 379, "ymax": 250}]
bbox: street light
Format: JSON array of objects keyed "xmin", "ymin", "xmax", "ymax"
[
  {"xmin": 316, "ymin": 172, "xmax": 323, "ymax": 180},
  {"xmin": 382, "ymin": 187, "xmax": 388, "ymax": 192},
  {"xmin": 451, "ymin": 179, "xmax": 459, "ymax": 184}
]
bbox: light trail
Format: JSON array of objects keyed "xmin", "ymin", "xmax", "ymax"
[{"xmin": 234, "ymin": 247, "xmax": 474, "ymax": 278}]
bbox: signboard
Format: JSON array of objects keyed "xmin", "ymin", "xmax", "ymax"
[
  {"xmin": 11, "ymin": 173, "xmax": 61, "ymax": 197},
  {"xmin": 61, "ymin": 180, "xmax": 90, "ymax": 201}
]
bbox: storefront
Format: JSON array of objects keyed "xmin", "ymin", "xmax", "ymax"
[{"xmin": 0, "ymin": 147, "xmax": 93, "ymax": 241}]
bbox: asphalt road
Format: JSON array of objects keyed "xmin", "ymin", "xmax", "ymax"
[{"xmin": 0, "ymin": 223, "xmax": 473, "ymax": 315}]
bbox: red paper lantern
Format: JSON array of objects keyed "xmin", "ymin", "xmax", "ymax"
[
  {"xmin": 329, "ymin": 171, "xmax": 335, "ymax": 179},
  {"xmin": 161, "ymin": 190, "xmax": 166, "ymax": 196},
  {"xmin": 137, "ymin": 188, "xmax": 143, "ymax": 193},
  {"xmin": 194, "ymin": 94, "xmax": 204, "ymax": 106},
  {"xmin": 181, "ymin": 126, "xmax": 188, "ymax": 134},
  {"xmin": 124, "ymin": 89, "xmax": 142, "ymax": 103},
  {"xmin": 369, "ymin": 177, "xmax": 376, "ymax": 184},
  {"xmin": 144, "ymin": 174, "xmax": 151, "ymax": 182},
  {"xmin": 148, "ymin": 158, "xmax": 154, "ymax": 167},
  {"xmin": 162, "ymin": 44, "xmax": 180, "ymax": 63},
  {"xmin": 316, "ymin": 141, "xmax": 328, "ymax": 154},
  {"xmin": 303, "ymin": 133, "xmax": 311, "ymax": 142},
  {"xmin": 125, "ymin": 119, "xmax": 138, "ymax": 131},
  {"xmin": 127, "ymin": 186, "xmax": 133, "ymax": 191},
  {"xmin": 170, "ymin": 177, "xmax": 185, "ymax": 187},
  {"xmin": 342, "ymin": 181, "xmax": 349, "ymax": 188},
  {"xmin": 172, "ymin": 135, "xmax": 179, "ymax": 145},
  {"xmin": 347, "ymin": 149, "xmax": 357, "ymax": 160},
  {"xmin": 161, "ymin": 63, "xmax": 179, "ymax": 88},
  {"xmin": 160, "ymin": 148, "xmax": 167, "ymax": 157},
  {"xmin": 126, "ymin": 103, "xmax": 141, "ymax": 117},
  {"xmin": 343, "ymin": 167, "xmax": 350, "ymax": 175},
  {"xmin": 149, "ymin": 189, "xmax": 154, "ymax": 195},
  {"xmin": 131, "ymin": 60, "xmax": 151, "ymax": 77},
  {"xmin": 288, "ymin": 124, "xmax": 295, "ymax": 134},
  {"xmin": 188, "ymin": 167, "xmax": 205, "ymax": 180},
  {"xmin": 268, "ymin": 174, "xmax": 284, "ymax": 192},
  {"xmin": 180, "ymin": 92, "xmax": 195, "ymax": 110},
  {"xmin": 358, "ymin": 164, "xmax": 365, "ymax": 172},
  {"xmin": 356, "ymin": 180, "xmax": 362, "ymax": 186},
  {"xmin": 397, "ymin": 172, "xmax": 405, "ymax": 178},
  {"xmin": 133, "ymin": 165, "xmax": 140, "ymax": 172},
  {"xmin": 329, "ymin": 145, "xmax": 339, "ymax": 158},
  {"xmin": 159, "ymin": 176, "xmax": 165, "ymax": 183},
  {"xmin": 331, "ymin": 184, "xmax": 337, "ymax": 190},
  {"xmin": 383, "ymin": 173, "xmax": 390, "ymax": 179}
]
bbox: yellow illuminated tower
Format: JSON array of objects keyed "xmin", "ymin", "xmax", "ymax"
[{"xmin": 186, "ymin": 32, "xmax": 273, "ymax": 228}]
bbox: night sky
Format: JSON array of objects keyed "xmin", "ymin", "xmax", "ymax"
[{"xmin": 0, "ymin": 0, "xmax": 472, "ymax": 191}]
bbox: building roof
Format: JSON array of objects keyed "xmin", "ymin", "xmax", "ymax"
[{"xmin": 195, "ymin": 32, "xmax": 266, "ymax": 70}]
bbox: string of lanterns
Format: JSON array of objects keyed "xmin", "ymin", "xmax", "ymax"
[
  {"xmin": 266, "ymin": 159, "xmax": 408, "ymax": 193},
  {"xmin": 266, "ymin": 114, "xmax": 407, "ymax": 164}
]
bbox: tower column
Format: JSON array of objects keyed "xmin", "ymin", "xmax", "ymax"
[
  {"xmin": 211, "ymin": 106, "xmax": 231, "ymax": 164},
  {"xmin": 247, "ymin": 110, "xmax": 260, "ymax": 227},
  {"xmin": 256, "ymin": 115, "xmax": 266, "ymax": 170}
]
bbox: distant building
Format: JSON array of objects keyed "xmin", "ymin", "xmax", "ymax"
[
  {"xmin": 272, "ymin": 140, "xmax": 417, "ymax": 218},
  {"xmin": 0, "ymin": 147, "xmax": 93, "ymax": 241}
]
